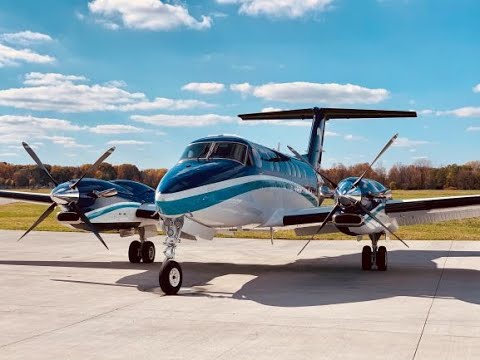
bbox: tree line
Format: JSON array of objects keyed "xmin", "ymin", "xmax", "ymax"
[
  {"xmin": 0, "ymin": 160, "xmax": 479, "ymax": 190},
  {"xmin": 0, "ymin": 162, "xmax": 167, "ymax": 189},
  {"xmin": 321, "ymin": 160, "xmax": 480, "ymax": 190}
]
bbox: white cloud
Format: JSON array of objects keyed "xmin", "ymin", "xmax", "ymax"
[
  {"xmin": 344, "ymin": 134, "xmax": 366, "ymax": 141},
  {"xmin": 418, "ymin": 109, "xmax": 434, "ymax": 115},
  {"xmin": 88, "ymin": 0, "xmax": 211, "ymax": 31},
  {"xmin": 230, "ymin": 82, "xmax": 389, "ymax": 104},
  {"xmin": 41, "ymin": 136, "xmax": 92, "ymax": 148},
  {"xmin": 230, "ymin": 82, "xmax": 253, "ymax": 96},
  {"xmin": 106, "ymin": 140, "xmax": 152, "ymax": 145},
  {"xmin": 0, "ymin": 72, "xmax": 212, "ymax": 113},
  {"xmin": 0, "ymin": 152, "xmax": 18, "ymax": 157},
  {"xmin": 0, "ymin": 115, "xmax": 83, "ymax": 145},
  {"xmin": 473, "ymin": 84, "xmax": 480, "ymax": 93},
  {"xmin": 467, "ymin": 126, "xmax": 480, "ymax": 132},
  {"xmin": 118, "ymin": 97, "xmax": 213, "ymax": 111},
  {"xmin": 0, "ymin": 31, "xmax": 53, "ymax": 46},
  {"xmin": 131, "ymin": 113, "xmax": 235, "ymax": 127},
  {"xmin": 182, "ymin": 82, "xmax": 225, "ymax": 95},
  {"xmin": 413, "ymin": 156, "xmax": 429, "ymax": 160},
  {"xmin": 89, "ymin": 124, "xmax": 145, "ymax": 134},
  {"xmin": 24, "ymin": 72, "xmax": 87, "ymax": 86},
  {"xmin": 216, "ymin": 0, "xmax": 334, "ymax": 18},
  {"xmin": 439, "ymin": 107, "xmax": 480, "ymax": 118},
  {"xmin": 262, "ymin": 107, "xmax": 283, "ymax": 112},
  {"xmin": 0, "ymin": 43, "xmax": 55, "ymax": 67},
  {"xmin": 392, "ymin": 137, "xmax": 429, "ymax": 148}
]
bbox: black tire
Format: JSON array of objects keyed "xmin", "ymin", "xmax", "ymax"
[
  {"xmin": 141, "ymin": 241, "xmax": 155, "ymax": 263},
  {"xmin": 376, "ymin": 246, "xmax": 388, "ymax": 271},
  {"xmin": 159, "ymin": 260, "xmax": 182, "ymax": 295},
  {"xmin": 362, "ymin": 245, "xmax": 372, "ymax": 271},
  {"xmin": 128, "ymin": 241, "xmax": 142, "ymax": 263}
]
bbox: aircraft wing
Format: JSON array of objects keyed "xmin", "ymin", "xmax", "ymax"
[
  {"xmin": 0, "ymin": 190, "xmax": 52, "ymax": 205},
  {"xmin": 385, "ymin": 195, "xmax": 480, "ymax": 226},
  {"xmin": 262, "ymin": 206, "xmax": 340, "ymax": 236}
]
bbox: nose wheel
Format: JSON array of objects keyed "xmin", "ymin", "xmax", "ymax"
[
  {"xmin": 159, "ymin": 260, "xmax": 183, "ymax": 295},
  {"xmin": 361, "ymin": 233, "xmax": 388, "ymax": 271}
]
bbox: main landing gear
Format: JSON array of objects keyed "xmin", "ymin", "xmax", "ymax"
[
  {"xmin": 128, "ymin": 227, "xmax": 156, "ymax": 264},
  {"xmin": 361, "ymin": 233, "xmax": 387, "ymax": 271},
  {"xmin": 158, "ymin": 217, "xmax": 184, "ymax": 295}
]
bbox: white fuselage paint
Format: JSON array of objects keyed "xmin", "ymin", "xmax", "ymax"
[{"xmin": 156, "ymin": 175, "xmax": 318, "ymax": 228}]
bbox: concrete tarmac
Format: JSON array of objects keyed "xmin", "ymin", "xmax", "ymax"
[{"xmin": 0, "ymin": 230, "xmax": 479, "ymax": 360}]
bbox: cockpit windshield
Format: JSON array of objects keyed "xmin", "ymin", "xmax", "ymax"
[{"xmin": 180, "ymin": 142, "xmax": 248, "ymax": 164}]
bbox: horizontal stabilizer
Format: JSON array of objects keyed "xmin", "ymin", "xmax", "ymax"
[{"xmin": 239, "ymin": 108, "xmax": 417, "ymax": 121}]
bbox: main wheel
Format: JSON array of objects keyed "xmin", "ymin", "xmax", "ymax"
[
  {"xmin": 159, "ymin": 260, "xmax": 182, "ymax": 295},
  {"xmin": 141, "ymin": 241, "xmax": 155, "ymax": 263},
  {"xmin": 376, "ymin": 246, "xmax": 388, "ymax": 271},
  {"xmin": 362, "ymin": 245, "xmax": 372, "ymax": 271},
  {"xmin": 128, "ymin": 240, "xmax": 142, "ymax": 263}
]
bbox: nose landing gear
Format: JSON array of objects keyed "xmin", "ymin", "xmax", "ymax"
[
  {"xmin": 158, "ymin": 216, "xmax": 184, "ymax": 295},
  {"xmin": 361, "ymin": 233, "xmax": 388, "ymax": 271}
]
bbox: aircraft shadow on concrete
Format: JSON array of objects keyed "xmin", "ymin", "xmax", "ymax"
[{"xmin": 1, "ymin": 249, "xmax": 479, "ymax": 307}]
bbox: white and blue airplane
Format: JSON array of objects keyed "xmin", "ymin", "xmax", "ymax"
[
  {"xmin": 144, "ymin": 108, "xmax": 480, "ymax": 295},
  {"xmin": 2, "ymin": 108, "xmax": 480, "ymax": 296}
]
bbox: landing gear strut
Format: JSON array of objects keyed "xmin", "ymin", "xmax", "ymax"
[
  {"xmin": 361, "ymin": 233, "xmax": 387, "ymax": 271},
  {"xmin": 128, "ymin": 227, "xmax": 156, "ymax": 263},
  {"xmin": 158, "ymin": 217, "xmax": 184, "ymax": 295}
]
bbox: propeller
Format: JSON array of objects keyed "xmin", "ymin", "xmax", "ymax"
[
  {"xmin": 22, "ymin": 142, "xmax": 58, "ymax": 186},
  {"xmin": 351, "ymin": 133, "xmax": 398, "ymax": 188},
  {"xmin": 358, "ymin": 204, "xmax": 409, "ymax": 248},
  {"xmin": 18, "ymin": 202, "xmax": 57, "ymax": 242},
  {"xmin": 18, "ymin": 142, "xmax": 115, "ymax": 249},
  {"xmin": 297, "ymin": 133, "xmax": 408, "ymax": 255},
  {"xmin": 70, "ymin": 146, "xmax": 115, "ymax": 189},
  {"xmin": 297, "ymin": 204, "xmax": 340, "ymax": 256}
]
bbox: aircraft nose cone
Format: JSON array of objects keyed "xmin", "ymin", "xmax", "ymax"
[{"xmin": 50, "ymin": 187, "xmax": 79, "ymax": 205}]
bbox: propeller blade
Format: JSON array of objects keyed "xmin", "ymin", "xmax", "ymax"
[
  {"xmin": 359, "ymin": 204, "xmax": 409, "ymax": 248},
  {"xmin": 22, "ymin": 142, "xmax": 58, "ymax": 186},
  {"xmin": 70, "ymin": 147, "xmax": 116, "ymax": 189},
  {"xmin": 72, "ymin": 203, "xmax": 109, "ymax": 250},
  {"xmin": 352, "ymin": 133, "xmax": 398, "ymax": 188},
  {"xmin": 18, "ymin": 202, "xmax": 57, "ymax": 241},
  {"xmin": 297, "ymin": 204, "xmax": 339, "ymax": 256},
  {"xmin": 287, "ymin": 145, "xmax": 338, "ymax": 188}
]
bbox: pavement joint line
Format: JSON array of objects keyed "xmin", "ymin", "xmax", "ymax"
[
  {"xmin": 0, "ymin": 299, "xmax": 150, "ymax": 350},
  {"xmin": 412, "ymin": 240, "xmax": 453, "ymax": 360}
]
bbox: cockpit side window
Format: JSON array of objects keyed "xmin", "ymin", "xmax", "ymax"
[{"xmin": 180, "ymin": 142, "xmax": 212, "ymax": 160}]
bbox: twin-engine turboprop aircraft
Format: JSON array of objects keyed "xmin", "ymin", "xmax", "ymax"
[
  {"xmin": 0, "ymin": 143, "xmax": 161, "ymax": 264},
  {"xmin": 147, "ymin": 108, "xmax": 480, "ymax": 295}
]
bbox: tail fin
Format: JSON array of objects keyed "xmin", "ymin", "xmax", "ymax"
[{"xmin": 238, "ymin": 108, "xmax": 417, "ymax": 168}]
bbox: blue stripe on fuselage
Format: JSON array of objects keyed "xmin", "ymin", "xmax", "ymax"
[{"xmin": 156, "ymin": 178, "xmax": 318, "ymax": 216}]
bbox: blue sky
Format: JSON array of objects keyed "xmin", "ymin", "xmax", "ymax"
[{"xmin": 0, "ymin": 0, "xmax": 479, "ymax": 170}]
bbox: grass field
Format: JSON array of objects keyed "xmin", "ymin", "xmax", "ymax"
[{"xmin": 0, "ymin": 189, "xmax": 478, "ymax": 240}]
